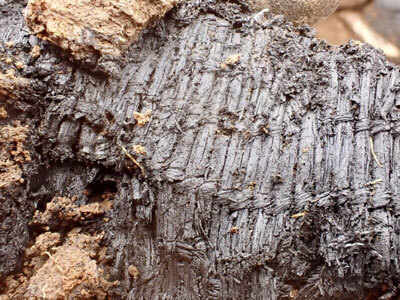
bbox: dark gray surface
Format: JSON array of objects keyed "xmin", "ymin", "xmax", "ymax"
[{"xmin": 1, "ymin": 0, "xmax": 400, "ymax": 299}]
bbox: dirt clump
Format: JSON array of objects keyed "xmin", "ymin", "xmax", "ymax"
[
  {"xmin": 0, "ymin": 232, "xmax": 61, "ymax": 300},
  {"xmin": 2, "ymin": 229, "xmax": 115, "ymax": 300},
  {"xmin": 25, "ymin": 230, "xmax": 114, "ymax": 300},
  {"xmin": 31, "ymin": 196, "xmax": 113, "ymax": 226},
  {"xmin": 0, "ymin": 107, "xmax": 7, "ymax": 119},
  {"xmin": 1, "ymin": 193, "xmax": 116, "ymax": 299},
  {"xmin": 0, "ymin": 121, "xmax": 30, "ymax": 190},
  {"xmin": 133, "ymin": 110, "xmax": 152, "ymax": 127},
  {"xmin": 29, "ymin": 45, "xmax": 40, "ymax": 59},
  {"xmin": 220, "ymin": 53, "xmax": 241, "ymax": 69},
  {"xmin": 133, "ymin": 144, "xmax": 147, "ymax": 155},
  {"xmin": 24, "ymin": 0, "xmax": 179, "ymax": 63},
  {"xmin": 0, "ymin": 72, "xmax": 30, "ymax": 101}
]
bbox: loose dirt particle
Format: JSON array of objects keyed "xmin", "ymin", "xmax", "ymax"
[
  {"xmin": 25, "ymin": 232, "xmax": 61, "ymax": 258},
  {"xmin": 220, "ymin": 54, "xmax": 241, "ymax": 69},
  {"xmin": 14, "ymin": 61, "xmax": 24, "ymax": 70},
  {"xmin": 4, "ymin": 69, "xmax": 15, "ymax": 79},
  {"xmin": 32, "ymin": 195, "xmax": 113, "ymax": 225},
  {"xmin": 301, "ymin": 146, "xmax": 311, "ymax": 153},
  {"xmin": 133, "ymin": 144, "xmax": 147, "ymax": 155},
  {"xmin": 230, "ymin": 227, "xmax": 239, "ymax": 233},
  {"xmin": 247, "ymin": 181, "xmax": 257, "ymax": 192},
  {"xmin": 290, "ymin": 288, "xmax": 298, "ymax": 298},
  {"xmin": 128, "ymin": 265, "xmax": 140, "ymax": 280},
  {"xmin": 133, "ymin": 110, "xmax": 152, "ymax": 127},
  {"xmin": 0, "ymin": 72, "xmax": 30, "ymax": 100},
  {"xmin": 0, "ymin": 106, "xmax": 8, "ymax": 118},
  {"xmin": 30, "ymin": 45, "xmax": 40, "ymax": 58},
  {"xmin": 0, "ymin": 121, "xmax": 30, "ymax": 189}
]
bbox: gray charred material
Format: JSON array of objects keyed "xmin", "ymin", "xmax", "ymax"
[{"xmin": 1, "ymin": 0, "xmax": 400, "ymax": 299}]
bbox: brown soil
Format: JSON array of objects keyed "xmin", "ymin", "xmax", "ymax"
[
  {"xmin": 133, "ymin": 110, "xmax": 152, "ymax": 127},
  {"xmin": 2, "ymin": 230, "xmax": 114, "ymax": 300},
  {"xmin": 0, "ymin": 72, "xmax": 30, "ymax": 100},
  {"xmin": 31, "ymin": 195, "xmax": 113, "ymax": 225},
  {"xmin": 0, "ymin": 107, "xmax": 7, "ymax": 119},
  {"xmin": 25, "ymin": 0, "xmax": 178, "ymax": 62},
  {"xmin": 0, "ymin": 121, "xmax": 30, "ymax": 190},
  {"xmin": 1, "ymin": 196, "xmax": 115, "ymax": 299}
]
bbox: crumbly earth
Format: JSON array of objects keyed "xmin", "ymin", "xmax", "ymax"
[
  {"xmin": 31, "ymin": 195, "xmax": 113, "ymax": 225},
  {"xmin": 24, "ymin": 0, "xmax": 179, "ymax": 62},
  {"xmin": 2, "ymin": 230, "xmax": 115, "ymax": 300},
  {"xmin": 1, "ymin": 196, "xmax": 115, "ymax": 300},
  {"xmin": 25, "ymin": 230, "xmax": 113, "ymax": 300},
  {"xmin": 133, "ymin": 110, "xmax": 152, "ymax": 127},
  {"xmin": 0, "ymin": 107, "xmax": 7, "ymax": 119},
  {"xmin": 0, "ymin": 121, "xmax": 30, "ymax": 190},
  {"xmin": 0, "ymin": 72, "xmax": 30, "ymax": 100}
]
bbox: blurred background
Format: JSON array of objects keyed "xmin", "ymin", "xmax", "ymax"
[{"xmin": 315, "ymin": 0, "xmax": 400, "ymax": 63}]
